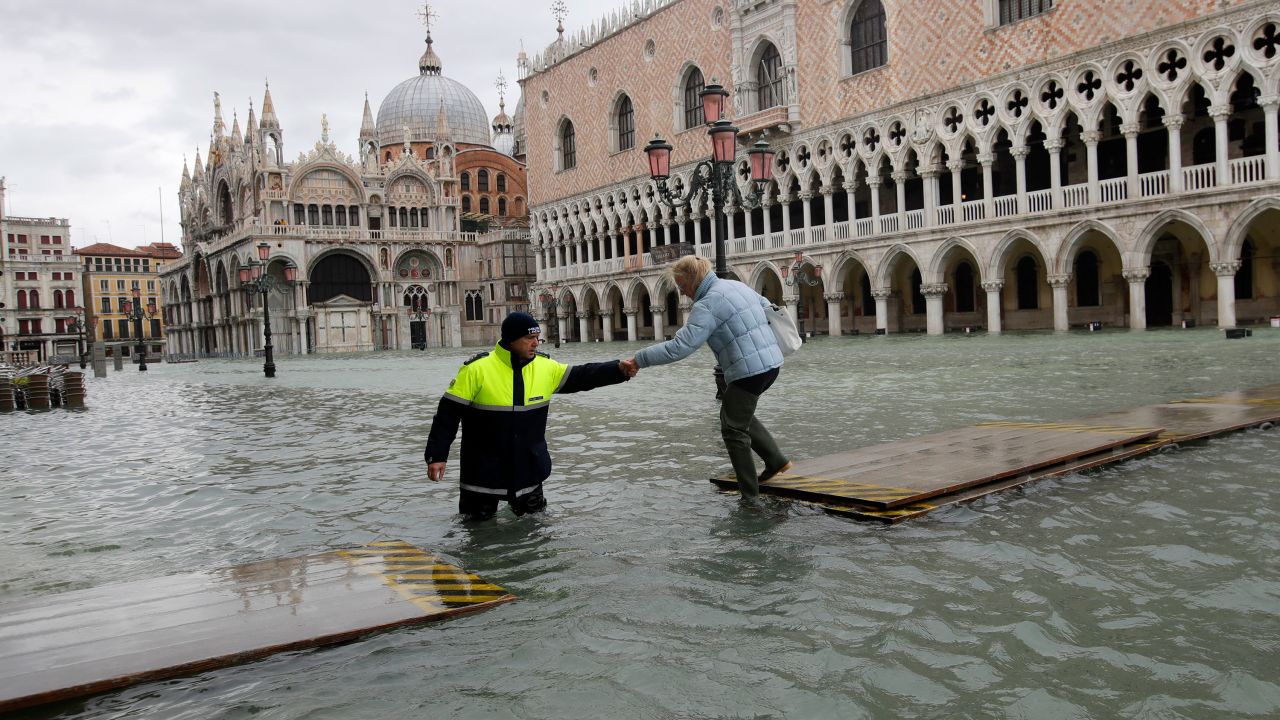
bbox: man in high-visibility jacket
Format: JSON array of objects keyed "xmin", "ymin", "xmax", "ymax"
[{"xmin": 425, "ymin": 312, "xmax": 636, "ymax": 520}]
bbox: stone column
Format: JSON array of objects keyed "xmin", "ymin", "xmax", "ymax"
[
  {"xmin": 601, "ymin": 311, "xmax": 613, "ymax": 341},
  {"xmin": 1262, "ymin": 97, "xmax": 1279, "ymax": 180},
  {"xmin": 872, "ymin": 289, "xmax": 891, "ymax": 334},
  {"xmin": 978, "ymin": 154, "xmax": 995, "ymax": 217},
  {"xmin": 1211, "ymin": 261, "xmax": 1241, "ymax": 328},
  {"xmin": 662, "ymin": 220, "xmax": 672, "ymax": 246},
  {"xmin": 780, "ymin": 195, "xmax": 793, "ymax": 234},
  {"xmin": 844, "ymin": 181, "xmax": 858, "ymax": 223},
  {"xmin": 1165, "ymin": 114, "xmax": 1185, "ymax": 193},
  {"xmin": 677, "ymin": 214, "xmax": 688, "ymax": 245},
  {"xmin": 691, "ymin": 215, "xmax": 701, "ymax": 246},
  {"xmin": 821, "ymin": 187, "xmax": 835, "ymax": 231},
  {"xmin": 1082, "ymin": 130, "xmax": 1101, "ymax": 203},
  {"xmin": 798, "ymin": 192, "xmax": 813, "ymax": 237},
  {"xmin": 578, "ymin": 314, "xmax": 590, "ymax": 343},
  {"xmin": 982, "ymin": 280, "xmax": 1004, "ymax": 334},
  {"xmin": 892, "ymin": 170, "xmax": 909, "ymax": 227},
  {"xmin": 625, "ymin": 309, "xmax": 639, "ymax": 342},
  {"xmin": 1012, "ymin": 146, "xmax": 1029, "ymax": 213},
  {"xmin": 947, "ymin": 159, "xmax": 964, "ymax": 210},
  {"xmin": 866, "ymin": 179, "xmax": 882, "ymax": 226},
  {"xmin": 1124, "ymin": 268, "xmax": 1150, "ymax": 330},
  {"xmin": 825, "ymin": 292, "xmax": 844, "ymax": 336},
  {"xmin": 1048, "ymin": 274, "xmax": 1071, "ymax": 332},
  {"xmin": 921, "ymin": 283, "xmax": 948, "ymax": 336},
  {"xmin": 651, "ymin": 304, "xmax": 667, "ymax": 340},
  {"xmin": 557, "ymin": 315, "xmax": 568, "ymax": 344},
  {"xmin": 1123, "ymin": 122, "xmax": 1141, "ymax": 199},
  {"xmin": 1046, "ymin": 139, "xmax": 1064, "ymax": 207},
  {"xmin": 1211, "ymin": 104, "xmax": 1231, "ymax": 185}
]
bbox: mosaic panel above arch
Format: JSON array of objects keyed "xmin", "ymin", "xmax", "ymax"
[{"xmin": 394, "ymin": 249, "xmax": 442, "ymax": 281}]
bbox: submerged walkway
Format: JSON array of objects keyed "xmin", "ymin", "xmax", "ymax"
[
  {"xmin": 0, "ymin": 541, "xmax": 513, "ymax": 712},
  {"xmin": 711, "ymin": 384, "xmax": 1280, "ymax": 523}
]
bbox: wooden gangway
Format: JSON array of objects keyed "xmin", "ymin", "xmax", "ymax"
[
  {"xmin": 0, "ymin": 541, "xmax": 514, "ymax": 712},
  {"xmin": 711, "ymin": 384, "xmax": 1280, "ymax": 523}
]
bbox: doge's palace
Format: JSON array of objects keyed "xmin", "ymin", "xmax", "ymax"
[{"xmin": 521, "ymin": 0, "xmax": 1280, "ymax": 341}]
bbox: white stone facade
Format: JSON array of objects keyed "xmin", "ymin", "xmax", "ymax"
[
  {"xmin": 522, "ymin": 0, "xmax": 1280, "ymax": 340},
  {"xmin": 0, "ymin": 182, "xmax": 83, "ymax": 363}
]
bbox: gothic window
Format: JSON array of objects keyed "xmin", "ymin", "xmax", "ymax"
[
  {"xmin": 683, "ymin": 66, "xmax": 705, "ymax": 129},
  {"xmin": 462, "ymin": 196, "xmax": 472, "ymax": 213},
  {"xmin": 461, "ymin": 172, "xmax": 471, "ymax": 191},
  {"xmin": 294, "ymin": 204, "xmax": 305, "ymax": 225},
  {"xmin": 404, "ymin": 284, "xmax": 429, "ymax": 311},
  {"xmin": 399, "ymin": 207, "xmax": 409, "ymax": 227},
  {"xmin": 560, "ymin": 120, "xmax": 577, "ymax": 170},
  {"xmin": 498, "ymin": 197, "xmax": 508, "ymax": 216},
  {"xmin": 757, "ymin": 44, "xmax": 785, "ymax": 111},
  {"xmin": 616, "ymin": 95, "xmax": 635, "ymax": 151},
  {"xmin": 1075, "ymin": 251, "xmax": 1100, "ymax": 307},
  {"xmin": 849, "ymin": 0, "xmax": 887, "ymax": 75},
  {"xmin": 479, "ymin": 169, "xmax": 490, "ymax": 192},
  {"xmin": 465, "ymin": 290, "xmax": 484, "ymax": 321},
  {"xmin": 998, "ymin": 0, "xmax": 1052, "ymax": 25},
  {"xmin": 1016, "ymin": 256, "xmax": 1039, "ymax": 309},
  {"xmin": 480, "ymin": 197, "xmax": 490, "ymax": 214}
]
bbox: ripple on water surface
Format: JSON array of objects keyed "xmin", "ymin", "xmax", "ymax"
[{"xmin": 3, "ymin": 330, "xmax": 1279, "ymax": 719}]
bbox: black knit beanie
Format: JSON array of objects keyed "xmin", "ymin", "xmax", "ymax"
[{"xmin": 500, "ymin": 311, "xmax": 541, "ymax": 346}]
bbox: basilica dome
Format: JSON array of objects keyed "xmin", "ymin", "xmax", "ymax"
[{"xmin": 376, "ymin": 34, "xmax": 492, "ymax": 148}]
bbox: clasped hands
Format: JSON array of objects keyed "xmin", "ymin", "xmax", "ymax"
[{"xmin": 618, "ymin": 358, "xmax": 639, "ymax": 378}]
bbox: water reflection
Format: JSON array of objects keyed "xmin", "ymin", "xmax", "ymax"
[{"xmin": 3, "ymin": 329, "xmax": 1279, "ymax": 718}]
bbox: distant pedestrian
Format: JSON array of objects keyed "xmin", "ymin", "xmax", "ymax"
[
  {"xmin": 425, "ymin": 312, "xmax": 636, "ymax": 520},
  {"xmin": 625, "ymin": 256, "xmax": 790, "ymax": 498}
]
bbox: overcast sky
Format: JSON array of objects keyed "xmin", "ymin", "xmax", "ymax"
[{"xmin": 0, "ymin": 0, "xmax": 624, "ymax": 248}]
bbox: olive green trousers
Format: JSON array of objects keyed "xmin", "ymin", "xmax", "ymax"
[{"xmin": 719, "ymin": 382, "xmax": 788, "ymax": 497}]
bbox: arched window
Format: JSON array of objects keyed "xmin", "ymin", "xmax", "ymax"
[
  {"xmin": 349, "ymin": 206, "xmax": 360, "ymax": 226},
  {"xmin": 465, "ymin": 290, "xmax": 484, "ymax": 321},
  {"xmin": 1016, "ymin": 256, "xmax": 1039, "ymax": 310},
  {"xmin": 336, "ymin": 206, "xmax": 347, "ymax": 226},
  {"xmin": 480, "ymin": 197, "xmax": 490, "ymax": 214},
  {"xmin": 322, "ymin": 205, "xmax": 333, "ymax": 226},
  {"xmin": 399, "ymin": 207, "xmax": 409, "ymax": 227},
  {"xmin": 478, "ymin": 169, "xmax": 490, "ymax": 192},
  {"xmin": 29, "ymin": 289, "xmax": 40, "ymax": 309},
  {"xmin": 426, "ymin": 146, "xmax": 436, "ymax": 159},
  {"xmin": 683, "ymin": 67, "xmax": 706, "ymax": 129},
  {"xmin": 616, "ymin": 95, "xmax": 635, "ymax": 151},
  {"xmin": 560, "ymin": 120, "xmax": 577, "ymax": 170},
  {"xmin": 307, "ymin": 205, "xmax": 320, "ymax": 225},
  {"xmin": 462, "ymin": 196, "xmax": 472, "ymax": 213},
  {"xmin": 498, "ymin": 197, "xmax": 507, "ymax": 216},
  {"xmin": 66, "ymin": 289, "xmax": 75, "ymax": 307},
  {"xmin": 849, "ymin": 0, "xmax": 887, "ymax": 75},
  {"xmin": 53, "ymin": 289, "xmax": 64, "ymax": 309},
  {"xmin": 461, "ymin": 172, "xmax": 471, "ymax": 191},
  {"xmin": 497, "ymin": 174, "xmax": 507, "ymax": 193},
  {"xmin": 16, "ymin": 289, "xmax": 27, "ymax": 310},
  {"xmin": 757, "ymin": 44, "xmax": 785, "ymax": 111},
  {"xmin": 1074, "ymin": 251, "xmax": 1100, "ymax": 307},
  {"xmin": 294, "ymin": 204, "xmax": 305, "ymax": 225}
]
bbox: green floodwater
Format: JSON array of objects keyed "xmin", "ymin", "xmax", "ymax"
[{"xmin": 3, "ymin": 328, "xmax": 1279, "ymax": 719}]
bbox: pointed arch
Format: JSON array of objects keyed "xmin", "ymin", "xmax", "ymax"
[
  {"xmin": 1129, "ymin": 210, "xmax": 1216, "ymax": 268},
  {"xmin": 926, "ymin": 237, "xmax": 984, "ymax": 284},
  {"xmin": 1224, "ymin": 197, "xmax": 1280, "ymax": 262},
  {"xmin": 988, "ymin": 228, "xmax": 1051, "ymax": 281},
  {"xmin": 875, "ymin": 243, "xmax": 921, "ymax": 289}
]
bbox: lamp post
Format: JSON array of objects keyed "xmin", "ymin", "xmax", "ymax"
[
  {"xmin": 238, "ymin": 242, "xmax": 297, "ymax": 378},
  {"xmin": 643, "ymin": 80, "xmax": 775, "ymax": 279},
  {"xmin": 781, "ymin": 251, "xmax": 822, "ymax": 336},
  {"xmin": 407, "ymin": 303, "xmax": 432, "ymax": 350},
  {"xmin": 121, "ymin": 289, "xmax": 157, "ymax": 371},
  {"xmin": 537, "ymin": 288, "xmax": 561, "ymax": 347},
  {"xmin": 68, "ymin": 306, "xmax": 88, "ymax": 369}
]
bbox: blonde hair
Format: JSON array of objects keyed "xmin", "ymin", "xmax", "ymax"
[{"xmin": 668, "ymin": 255, "xmax": 712, "ymax": 288}]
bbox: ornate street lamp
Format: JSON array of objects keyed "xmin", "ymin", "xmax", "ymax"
[
  {"xmin": 239, "ymin": 242, "xmax": 297, "ymax": 378},
  {"xmin": 68, "ymin": 306, "xmax": 89, "ymax": 369},
  {"xmin": 643, "ymin": 79, "xmax": 775, "ymax": 279},
  {"xmin": 781, "ymin": 252, "xmax": 821, "ymax": 337},
  {"xmin": 121, "ymin": 289, "xmax": 157, "ymax": 372}
]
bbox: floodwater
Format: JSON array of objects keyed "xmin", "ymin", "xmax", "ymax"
[{"xmin": 4, "ymin": 328, "xmax": 1279, "ymax": 719}]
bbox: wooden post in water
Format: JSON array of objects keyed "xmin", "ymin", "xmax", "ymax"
[
  {"xmin": 24, "ymin": 374, "xmax": 51, "ymax": 410},
  {"xmin": 0, "ymin": 378, "xmax": 13, "ymax": 412},
  {"xmin": 62, "ymin": 372, "xmax": 86, "ymax": 408}
]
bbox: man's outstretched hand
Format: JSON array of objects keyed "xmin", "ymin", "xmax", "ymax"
[
  {"xmin": 428, "ymin": 461, "xmax": 446, "ymax": 482},
  {"xmin": 619, "ymin": 358, "xmax": 639, "ymax": 378}
]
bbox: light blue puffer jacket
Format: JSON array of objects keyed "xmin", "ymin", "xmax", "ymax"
[{"xmin": 634, "ymin": 273, "xmax": 783, "ymax": 383}]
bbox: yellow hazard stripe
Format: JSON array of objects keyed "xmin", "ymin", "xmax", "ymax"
[
  {"xmin": 338, "ymin": 543, "xmax": 512, "ymax": 614},
  {"xmin": 977, "ymin": 421, "xmax": 1159, "ymax": 435}
]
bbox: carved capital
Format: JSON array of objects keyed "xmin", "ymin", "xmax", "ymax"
[
  {"xmin": 1162, "ymin": 114, "xmax": 1186, "ymax": 130},
  {"xmin": 1123, "ymin": 268, "xmax": 1151, "ymax": 283},
  {"xmin": 842, "ymin": 181, "xmax": 860, "ymax": 192},
  {"xmin": 1259, "ymin": 95, "xmax": 1280, "ymax": 111},
  {"xmin": 1081, "ymin": 131, "xmax": 1102, "ymax": 145},
  {"xmin": 920, "ymin": 283, "xmax": 949, "ymax": 298},
  {"xmin": 870, "ymin": 289, "xmax": 892, "ymax": 300},
  {"xmin": 891, "ymin": 170, "xmax": 911, "ymax": 183},
  {"xmin": 1044, "ymin": 139, "xmax": 1065, "ymax": 152},
  {"xmin": 981, "ymin": 281, "xmax": 1005, "ymax": 293},
  {"xmin": 820, "ymin": 185, "xmax": 835, "ymax": 197},
  {"xmin": 823, "ymin": 292, "xmax": 845, "ymax": 303},
  {"xmin": 1047, "ymin": 274, "xmax": 1072, "ymax": 288},
  {"xmin": 797, "ymin": 192, "xmax": 813, "ymax": 202},
  {"xmin": 976, "ymin": 153, "xmax": 996, "ymax": 166},
  {"xmin": 1209, "ymin": 104, "xmax": 1233, "ymax": 120},
  {"xmin": 1120, "ymin": 122, "xmax": 1142, "ymax": 137},
  {"xmin": 1210, "ymin": 261, "xmax": 1241, "ymax": 276},
  {"xmin": 946, "ymin": 159, "xmax": 966, "ymax": 172},
  {"xmin": 1010, "ymin": 146, "xmax": 1030, "ymax": 160},
  {"xmin": 865, "ymin": 177, "xmax": 883, "ymax": 188}
]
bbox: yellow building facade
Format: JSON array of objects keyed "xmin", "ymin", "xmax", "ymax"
[{"xmin": 75, "ymin": 243, "xmax": 182, "ymax": 358}]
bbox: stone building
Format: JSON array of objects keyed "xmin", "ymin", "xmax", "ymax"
[
  {"xmin": 75, "ymin": 242, "xmax": 181, "ymax": 359},
  {"xmin": 160, "ymin": 23, "xmax": 534, "ymax": 356},
  {"xmin": 0, "ymin": 177, "xmax": 83, "ymax": 363},
  {"xmin": 520, "ymin": 0, "xmax": 1280, "ymax": 340}
]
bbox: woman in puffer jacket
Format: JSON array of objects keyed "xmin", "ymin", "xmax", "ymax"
[{"xmin": 629, "ymin": 255, "xmax": 791, "ymax": 497}]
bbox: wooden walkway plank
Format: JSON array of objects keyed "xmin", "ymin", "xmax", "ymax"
[{"xmin": 0, "ymin": 542, "xmax": 515, "ymax": 713}]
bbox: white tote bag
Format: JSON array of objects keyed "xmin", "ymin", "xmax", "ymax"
[{"xmin": 765, "ymin": 304, "xmax": 803, "ymax": 356}]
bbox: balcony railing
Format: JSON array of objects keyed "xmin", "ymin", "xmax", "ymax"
[
  {"xmin": 1184, "ymin": 162, "xmax": 1216, "ymax": 191},
  {"xmin": 1139, "ymin": 170, "xmax": 1169, "ymax": 198},
  {"xmin": 1231, "ymin": 156, "xmax": 1266, "ymax": 185},
  {"xmin": 1063, "ymin": 183, "xmax": 1090, "ymax": 209},
  {"xmin": 1100, "ymin": 177, "xmax": 1128, "ymax": 204}
]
